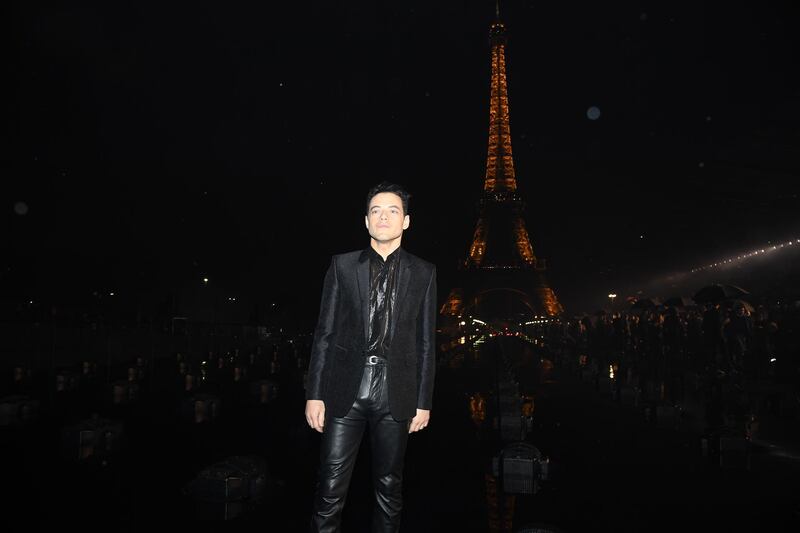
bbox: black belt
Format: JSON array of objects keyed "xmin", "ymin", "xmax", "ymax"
[{"xmin": 365, "ymin": 355, "xmax": 388, "ymax": 365}]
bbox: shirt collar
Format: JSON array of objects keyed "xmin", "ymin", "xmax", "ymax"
[{"xmin": 366, "ymin": 246, "xmax": 401, "ymax": 264}]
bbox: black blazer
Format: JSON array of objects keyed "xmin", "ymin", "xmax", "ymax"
[{"xmin": 306, "ymin": 248, "xmax": 437, "ymax": 420}]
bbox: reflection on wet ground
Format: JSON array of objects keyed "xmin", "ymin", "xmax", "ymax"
[
  {"xmin": 4, "ymin": 334, "xmax": 800, "ymax": 532},
  {"xmin": 450, "ymin": 335, "xmax": 800, "ymax": 532}
]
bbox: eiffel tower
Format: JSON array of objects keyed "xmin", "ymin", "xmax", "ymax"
[{"xmin": 442, "ymin": 5, "xmax": 563, "ymax": 320}]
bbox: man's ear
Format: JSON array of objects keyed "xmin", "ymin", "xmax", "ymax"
[
  {"xmin": 402, "ymin": 215, "xmax": 410, "ymax": 230},
  {"xmin": 365, "ymin": 215, "xmax": 370, "ymax": 229}
]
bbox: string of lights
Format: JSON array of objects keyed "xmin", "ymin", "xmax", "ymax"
[{"xmin": 689, "ymin": 238, "xmax": 800, "ymax": 274}]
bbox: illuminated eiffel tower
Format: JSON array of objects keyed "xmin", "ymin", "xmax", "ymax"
[{"xmin": 442, "ymin": 5, "xmax": 563, "ymax": 320}]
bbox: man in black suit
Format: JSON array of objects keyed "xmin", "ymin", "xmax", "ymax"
[{"xmin": 305, "ymin": 181, "xmax": 437, "ymax": 532}]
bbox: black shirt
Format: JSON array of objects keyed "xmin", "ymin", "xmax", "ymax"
[{"xmin": 366, "ymin": 247, "xmax": 401, "ymax": 357}]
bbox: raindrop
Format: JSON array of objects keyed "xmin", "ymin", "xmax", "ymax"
[
  {"xmin": 586, "ymin": 106, "xmax": 601, "ymax": 120},
  {"xmin": 14, "ymin": 201, "xmax": 29, "ymax": 215}
]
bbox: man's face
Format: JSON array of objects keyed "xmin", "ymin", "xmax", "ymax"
[{"xmin": 365, "ymin": 192, "xmax": 410, "ymax": 243}]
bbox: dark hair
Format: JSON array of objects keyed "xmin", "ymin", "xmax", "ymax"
[{"xmin": 366, "ymin": 181, "xmax": 411, "ymax": 215}]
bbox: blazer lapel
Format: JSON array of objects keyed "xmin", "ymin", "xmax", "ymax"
[
  {"xmin": 389, "ymin": 250, "xmax": 412, "ymax": 343},
  {"xmin": 356, "ymin": 251, "xmax": 370, "ymax": 343}
]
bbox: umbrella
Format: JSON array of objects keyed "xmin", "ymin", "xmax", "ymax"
[
  {"xmin": 627, "ymin": 298, "xmax": 661, "ymax": 315},
  {"xmin": 722, "ymin": 298, "xmax": 755, "ymax": 314},
  {"xmin": 629, "ymin": 297, "xmax": 661, "ymax": 309},
  {"xmin": 693, "ymin": 284, "xmax": 750, "ymax": 304},
  {"xmin": 663, "ymin": 296, "xmax": 694, "ymax": 308}
]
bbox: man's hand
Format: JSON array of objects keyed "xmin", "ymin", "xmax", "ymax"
[
  {"xmin": 305, "ymin": 400, "xmax": 326, "ymax": 433},
  {"xmin": 409, "ymin": 408, "xmax": 430, "ymax": 433}
]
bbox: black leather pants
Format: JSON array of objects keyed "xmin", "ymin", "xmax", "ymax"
[{"xmin": 310, "ymin": 360, "xmax": 409, "ymax": 533}]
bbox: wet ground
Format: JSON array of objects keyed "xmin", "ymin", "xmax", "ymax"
[{"xmin": 4, "ymin": 336, "xmax": 800, "ymax": 532}]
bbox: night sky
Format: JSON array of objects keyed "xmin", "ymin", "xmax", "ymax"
[{"xmin": 6, "ymin": 1, "xmax": 800, "ymax": 322}]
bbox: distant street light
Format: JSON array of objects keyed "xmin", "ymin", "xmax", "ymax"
[{"xmin": 608, "ymin": 293, "xmax": 617, "ymax": 311}]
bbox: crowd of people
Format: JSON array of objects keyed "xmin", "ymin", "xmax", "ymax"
[{"xmin": 547, "ymin": 295, "xmax": 800, "ymax": 436}]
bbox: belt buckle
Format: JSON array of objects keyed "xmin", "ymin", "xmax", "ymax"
[{"xmin": 367, "ymin": 355, "xmax": 379, "ymax": 365}]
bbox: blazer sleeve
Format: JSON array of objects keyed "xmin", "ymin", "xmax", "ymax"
[
  {"xmin": 416, "ymin": 264, "xmax": 437, "ymax": 410},
  {"xmin": 306, "ymin": 255, "xmax": 340, "ymax": 401}
]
